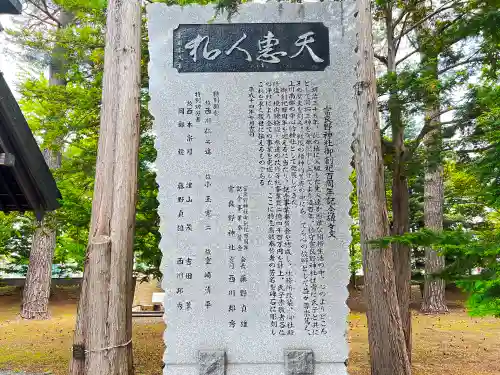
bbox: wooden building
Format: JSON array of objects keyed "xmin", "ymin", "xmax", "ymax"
[
  {"xmin": 0, "ymin": 73, "xmax": 61, "ymax": 219},
  {"xmin": 0, "ymin": 0, "xmax": 21, "ymax": 16}
]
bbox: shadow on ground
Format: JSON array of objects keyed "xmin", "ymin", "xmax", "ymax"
[{"xmin": 0, "ymin": 287, "xmax": 499, "ymax": 375}]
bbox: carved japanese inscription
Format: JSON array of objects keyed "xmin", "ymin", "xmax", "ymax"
[
  {"xmin": 173, "ymin": 23, "xmax": 329, "ymax": 72},
  {"xmin": 148, "ymin": 2, "xmax": 357, "ymax": 375}
]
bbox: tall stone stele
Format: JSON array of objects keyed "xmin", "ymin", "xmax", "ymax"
[{"xmin": 148, "ymin": 2, "xmax": 357, "ymax": 375}]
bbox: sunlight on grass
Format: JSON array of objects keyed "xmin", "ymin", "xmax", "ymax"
[{"xmin": 0, "ymin": 296, "xmax": 499, "ymax": 375}]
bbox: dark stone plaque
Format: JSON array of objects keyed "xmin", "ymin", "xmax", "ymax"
[{"xmin": 173, "ymin": 23, "xmax": 329, "ymax": 73}]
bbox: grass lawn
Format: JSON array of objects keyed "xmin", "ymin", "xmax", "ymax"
[{"xmin": 1, "ymin": 290, "xmax": 499, "ymax": 375}]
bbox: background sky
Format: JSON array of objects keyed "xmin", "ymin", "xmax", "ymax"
[{"xmin": 1, "ymin": 13, "xmax": 28, "ymax": 98}]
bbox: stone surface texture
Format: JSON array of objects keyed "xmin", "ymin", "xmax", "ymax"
[
  {"xmin": 285, "ymin": 350, "xmax": 314, "ymax": 375},
  {"xmin": 199, "ymin": 350, "xmax": 226, "ymax": 375},
  {"xmin": 148, "ymin": 2, "xmax": 356, "ymax": 375}
]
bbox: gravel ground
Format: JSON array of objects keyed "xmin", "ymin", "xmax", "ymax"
[{"xmin": 0, "ymin": 372, "xmax": 51, "ymax": 375}]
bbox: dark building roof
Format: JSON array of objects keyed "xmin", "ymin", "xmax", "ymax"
[
  {"xmin": 0, "ymin": 73, "xmax": 61, "ymax": 220},
  {"xmin": 0, "ymin": 0, "xmax": 22, "ymax": 15}
]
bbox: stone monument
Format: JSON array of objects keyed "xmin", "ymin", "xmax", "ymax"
[{"xmin": 147, "ymin": 2, "xmax": 357, "ymax": 375}]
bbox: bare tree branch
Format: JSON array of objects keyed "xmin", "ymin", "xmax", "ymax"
[
  {"xmin": 439, "ymin": 120, "xmax": 458, "ymax": 126},
  {"xmin": 374, "ymin": 53, "xmax": 389, "ymax": 66},
  {"xmin": 25, "ymin": 0, "xmax": 61, "ymax": 26},
  {"xmin": 456, "ymin": 144, "xmax": 498, "ymax": 153},
  {"xmin": 393, "ymin": 7, "xmax": 409, "ymax": 29},
  {"xmin": 393, "ymin": 0, "xmax": 425, "ymax": 28},
  {"xmin": 40, "ymin": 0, "xmax": 55, "ymax": 17},
  {"xmin": 395, "ymin": 12, "xmax": 411, "ymax": 53},
  {"xmin": 395, "ymin": 0, "xmax": 462, "ymax": 42},
  {"xmin": 381, "ymin": 122, "xmax": 391, "ymax": 135},
  {"xmin": 405, "ymin": 123, "xmax": 434, "ymax": 160},
  {"xmin": 26, "ymin": 21, "xmax": 44, "ymax": 30},
  {"xmin": 403, "ymin": 112, "xmax": 462, "ymax": 161},
  {"xmin": 437, "ymin": 11, "xmax": 466, "ymax": 35},
  {"xmin": 25, "ymin": 10, "xmax": 57, "ymax": 28},
  {"xmin": 430, "ymin": 107, "xmax": 456, "ymax": 121},
  {"xmin": 438, "ymin": 55, "xmax": 483, "ymax": 75},
  {"xmin": 396, "ymin": 49, "xmax": 419, "ymax": 66}
]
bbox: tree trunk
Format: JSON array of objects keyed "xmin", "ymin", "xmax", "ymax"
[
  {"xmin": 354, "ymin": 1, "xmax": 411, "ymax": 374},
  {"xmin": 421, "ymin": 56, "xmax": 448, "ymax": 314},
  {"xmin": 128, "ymin": 276, "xmax": 136, "ymax": 372},
  {"xmin": 391, "ymin": 172, "xmax": 412, "ymax": 354},
  {"xmin": 421, "ymin": 158, "xmax": 448, "ymax": 314},
  {"xmin": 86, "ymin": 236, "xmax": 112, "ymax": 375},
  {"xmin": 20, "ymin": 9, "xmax": 72, "ymax": 320},
  {"xmin": 69, "ymin": 252, "xmax": 90, "ymax": 375},
  {"xmin": 20, "ymin": 150, "xmax": 60, "ymax": 320},
  {"xmin": 20, "ymin": 219, "xmax": 55, "ymax": 320},
  {"xmin": 70, "ymin": 0, "xmax": 141, "ymax": 374},
  {"xmin": 385, "ymin": 8, "xmax": 412, "ymax": 360},
  {"xmin": 48, "ymin": 10, "xmax": 73, "ymax": 86},
  {"xmin": 390, "ymin": 117, "xmax": 412, "ymax": 358}
]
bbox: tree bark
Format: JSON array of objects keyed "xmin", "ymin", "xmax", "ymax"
[
  {"xmin": 128, "ymin": 275, "xmax": 136, "ymax": 372},
  {"xmin": 20, "ymin": 9, "xmax": 72, "ymax": 321},
  {"xmin": 86, "ymin": 236, "xmax": 112, "ymax": 374},
  {"xmin": 386, "ymin": 7, "xmax": 412, "ymax": 360},
  {"xmin": 421, "ymin": 155, "xmax": 448, "ymax": 314},
  {"xmin": 354, "ymin": 1, "xmax": 411, "ymax": 374},
  {"xmin": 20, "ymin": 150, "xmax": 60, "ymax": 320},
  {"xmin": 421, "ymin": 55, "xmax": 448, "ymax": 314},
  {"xmin": 390, "ymin": 97, "xmax": 412, "ymax": 358},
  {"xmin": 391, "ymin": 170, "xmax": 412, "ymax": 354},
  {"xmin": 69, "ymin": 253, "xmax": 89, "ymax": 375},
  {"xmin": 48, "ymin": 10, "xmax": 73, "ymax": 86},
  {"xmin": 70, "ymin": 0, "xmax": 141, "ymax": 374}
]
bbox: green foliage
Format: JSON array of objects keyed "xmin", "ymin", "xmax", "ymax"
[
  {"xmin": 3, "ymin": 0, "xmax": 160, "ymax": 279},
  {"xmin": 369, "ymin": 0, "xmax": 500, "ymax": 317},
  {"xmin": 0, "ymin": 213, "xmax": 35, "ymax": 276},
  {"xmin": 348, "ymin": 172, "xmax": 362, "ymax": 279},
  {"xmin": 373, "ymin": 226, "xmax": 500, "ymax": 316},
  {"xmin": 464, "ymin": 279, "xmax": 500, "ymax": 317},
  {"xmin": 1, "ymin": 0, "xmax": 496, "ymax": 317}
]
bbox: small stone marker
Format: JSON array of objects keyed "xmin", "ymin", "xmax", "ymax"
[
  {"xmin": 147, "ymin": 2, "xmax": 356, "ymax": 375},
  {"xmin": 198, "ymin": 350, "xmax": 226, "ymax": 375},
  {"xmin": 285, "ymin": 350, "xmax": 315, "ymax": 375}
]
